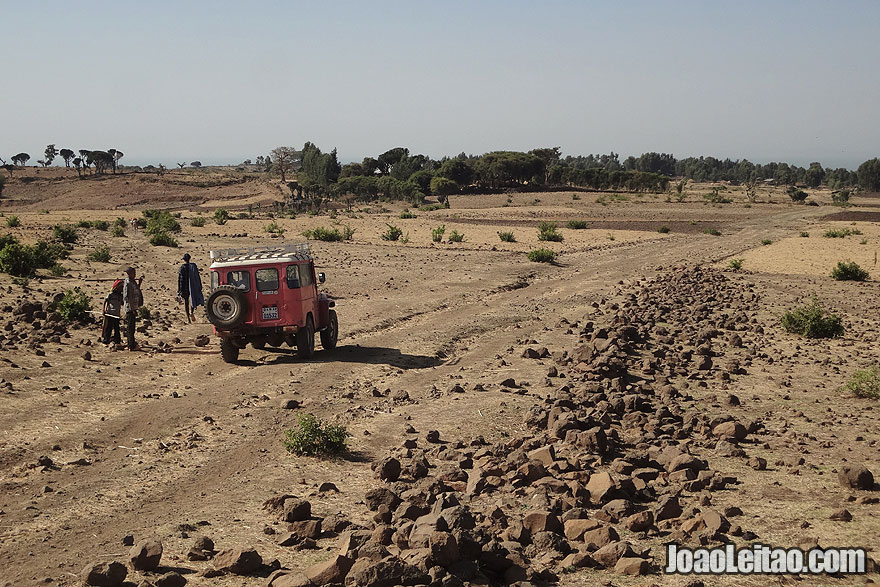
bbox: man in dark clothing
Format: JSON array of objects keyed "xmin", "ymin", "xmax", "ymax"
[
  {"xmin": 101, "ymin": 279, "xmax": 124, "ymax": 345},
  {"xmin": 122, "ymin": 267, "xmax": 144, "ymax": 350},
  {"xmin": 177, "ymin": 253, "xmax": 204, "ymax": 323}
]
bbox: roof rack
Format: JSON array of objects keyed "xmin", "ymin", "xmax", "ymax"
[{"xmin": 210, "ymin": 242, "xmax": 311, "ymax": 263}]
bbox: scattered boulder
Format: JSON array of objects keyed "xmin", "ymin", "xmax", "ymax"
[
  {"xmin": 80, "ymin": 561, "xmax": 127, "ymax": 586},
  {"xmin": 838, "ymin": 466, "xmax": 875, "ymax": 490},
  {"xmin": 213, "ymin": 547, "xmax": 263, "ymax": 575},
  {"xmin": 305, "ymin": 554, "xmax": 353, "ymax": 585},
  {"xmin": 129, "ymin": 539, "xmax": 163, "ymax": 571}
]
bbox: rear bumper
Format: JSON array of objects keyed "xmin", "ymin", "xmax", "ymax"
[{"xmin": 214, "ymin": 324, "xmax": 299, "ymax": 338}]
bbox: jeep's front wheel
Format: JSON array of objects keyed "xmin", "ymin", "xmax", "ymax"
[
  {"xmin": 297, "ymin": 316, "xmax": 315, "ymax": 359},
  {"xmin": 220, "ymin": 338, "xmax": 240, "ymax": 363},
  {"xmin": 320, "ymin": 310, "xmax": 338, "ymax": 350}
]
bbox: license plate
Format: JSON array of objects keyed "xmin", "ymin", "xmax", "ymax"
[{"xmin": 261, "ymin": 306, "xmax": 279, "ymax": 320}]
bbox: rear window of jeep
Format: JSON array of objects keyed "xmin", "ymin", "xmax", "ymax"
[
  {"xmin": 256, "ymin": 268, "xmax": 279, "ymax": 292},
  {"xmin": 227, "ymin": 270, "xmax": 250, "ymax": 291}
]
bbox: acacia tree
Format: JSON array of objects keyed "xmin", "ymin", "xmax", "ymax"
[
  {"xmin": 59, "ymin": 148, "xmax": 75, "ymax": 167},
  {"xmin": 270, "ymin": 146, "xmax": 299, "ymax": 182},
  {"xmin": 12, "ymin": 153, "xmax": 30, "ymax": 166},
  {"xmin": 86, "ymin": 150, "xmax": 114, "ymax": 174},
  {"xmin": 72, "ymin": 157, "xmax": 83, "ymax": 177},
  {"xmin": 44, "ymin": 144, "xmax": 57, "ymax": 166}
]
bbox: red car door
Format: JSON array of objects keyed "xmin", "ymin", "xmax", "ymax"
[{"xmin": 253, "ymin": 266, "xmax": 282, "ymax": 326}]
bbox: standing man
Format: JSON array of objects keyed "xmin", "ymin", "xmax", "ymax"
[
  {"xmin": 177, "ymin": 253, "xmax": 204, "ymax": 323},
  {"xmin": 122, "ymin": 266, "xmax": 144, "ymax": 351}
]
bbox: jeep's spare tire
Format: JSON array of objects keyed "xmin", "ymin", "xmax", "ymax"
[{"xmin": 206, "ymin": 286, "xmax": 248, "ymax": 329}]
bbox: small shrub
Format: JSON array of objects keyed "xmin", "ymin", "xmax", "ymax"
[
  {"xmin": 607, "ymin": 233, "xmax": 615, "ymax": 241},
  {"xmin": 40, "ymin": 209, "xmax": 49, "ymax": 215},
  {"xmin": 0, "ymin": 242, "xmax": 35, "ymax": 276},
  {"xmin": 381, "ymin": 224, "xmax": 403, "ymax": 241},
  {"xmin": 832, "ymin": 190, "xmax": 851, "ymax": 205},
  {"xmin": 447, "ymin": 230, "xmax": 464, "ymax": 243},
  {"xmin": 56, "ymin": 288, "xmax": 91, "ymax": 321},
  {"xmin": 566, "ymin": 220, "xmax": 588, "ymax": 230},
  {"xmin": 237, "ymin": 212, "xmax": 252, "ymax": 220},
  {"xmin": 781, "ymin": 297, "xmax": 843, "ymax": 338},
  {"xmin": 114, "ymin": 217, "xmax": 127, "ymax": 228},
  {"xmin": 144, "ymin": 210, "xmax": 181, "ymax": 235},
  {"xmin": 87, "ymin": 245, "xmax": 111, "ymax": 263},
  {"xmin": 800, "ymin": 231, "xmax": 809, "ymax": 237},
  {"xmin": 399, "ymin": 210, "xmax": 417, "ymax": 219},
  {"xmin": 761, "ymin": 238, "xmax": 772, "ymax": 246},
  {"xmin": 303, "ymin": 226, "xmax": 344, "ymax": 242},
  {"xmin": 265, "ymin": 221, "xmax": 285, "ymax": 235},
  {"xmin": 32, "ymin": 240, "xmax": 68, "ymax": 267},
  {"xmin": 824, "ymin": 228, "xmax": 860, "ymax": 238},
  {"xmin": 0, "ymin": 234, "xmax": 17, "ymax": 249},
  {"xmin": 528, "ymin": 248, "xmax": 557, "ymax": 263},
  {"xmin": 729, "ymin": 258, "xmax": 744, "ymax": 270},
  {"xmin": 571, "ymin": 194, "xmax": 580, "ymax": 200},
  {"xmin": 498, "ymin": 231, "xmax": 516, "ymax": 242},
  {"xmin": 831, "ymin": 260, "xmax": 869, "ymax": 281},
  {"xmin": 76, "ymin": 219, "xmax": 93, "ymax": 229},
  {"xmin": 12, "ymin": 276, "xmax": 30, "ymax": 288},
  {"xmin": 283, "ymin": 413, "xmax": 350, "ymax": 456},
  {"xmin": 53, "ymin": 224, "xmax": 79, "ymax": 243},
  {"xmin": 786, "ymin": 186, "xmax": 808, "ymax": 202},
  {"xmin": 431, "ymin": 225, "xmax": 446, "ymax": 243},
  {"xmin": 149, "ymin": 231, "xmax": 179, "ymax": 247},
  {"xmin": 844, "ymin": 364, "xmax": 880, "ymax": 399},
  {"xmin": 190, "ymin": 216, "xmax": 206, "ymax": 227},
  {"xmin": 49, "ymin": 264, "xmax": 65, "ymax": 277},
  {"xmin": 111, "ymin": 224, "xmax": 125, "ymax": 237},
  {"xmin": 538, "ymin": 221, "xmax": 563, "ymax": 242},
  {"xmin": 860, "ymin": 238, "xmax": 868, "ymax": 245},
  {"xmin": 342, "ymin": 225, "xmax": 355, "ymax": 240},
  {"xmin": 6, "ymin": 216, "xmax": 20, "ymax": 228},
  {"xmin": 658, "ymin": 225, "xmax": 670, "ymax": 234},
  {"xmin": 703, "ymin": 228, "xmax": 722, "ymax": 236},
  {"xmin": 93, "ymin": 220, "xmax": 109, "ymax": 231},
  {"xmin": 214, "ymin": 208, "xmax": 230, "ymax": 225},
  {"xmin": 137, "ymin": 306, "xmax": 152, "ymax": 320}
]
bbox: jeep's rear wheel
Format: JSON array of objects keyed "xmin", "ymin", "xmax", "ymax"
[
  {"xmin": 297, "ymin": 315, "xmax": 315, "ymax": 359},
  {"xmin": 320, "ymin": 310, "xmax": 338, "ymax": 350},
  {"xmin": 206, "ymin": 286, "xmax": 248, "ymax": 329},
  {"xmin": 220, "ymin": 338, "xmax": 240, "ymax": 363}
]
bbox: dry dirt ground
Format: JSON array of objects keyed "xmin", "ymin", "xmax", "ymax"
[{"xmin": 1, "ymin": 172, "xmax": 879, "ymax": 587}]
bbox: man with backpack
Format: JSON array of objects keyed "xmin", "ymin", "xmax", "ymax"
[{"xmin": 123, "ymin": 266, "xmax": 144, "ymax": 350}]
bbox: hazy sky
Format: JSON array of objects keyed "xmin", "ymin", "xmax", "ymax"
[{"xmin": 3, "ymin": 1, "xmax": 878, "ymax": 168}]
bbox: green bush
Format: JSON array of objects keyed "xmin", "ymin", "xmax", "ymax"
[
  {"xmin": 399, "ymin": 210, "xmax": 417, "ymax": 219},
  {"xmin": 6, "ymin": 216, "xmax": 20, "ymax": 228},
  {"xmin": 571, "ymin": 194, "xmax": 581, "ymax": 200},
  {"xmin": 137, "ymin": 306, "xmax": 151, "ymax": 320},
  {"xmin": 111, "ymin": 224, "xmax": 125, "ymax": 237},
  {"xmin": 0, "ymin": 234, "xmax": 17, "ymax": 249},
  {"xmin": 566, "ymin": 220, "xmax": 588, "ymax": 230},
  {"xmin": 431, "ymin": 225, "xmax": 446, "ymax": 243},
  {"xmin": 52, "ymin": 224, "xmax": 78, "ymax": 243},
  {"xmin": 761, "ymin": 238, "xmax": 772, "ymax": 246},
  {"xmin": 144, "ymin": 210, "xmax": 181, "ymax": 235},
  {"xmin": 381, "ymin": 224, "xmax": 403, "ymax": 241},
  {"xmin": 49, "ymin": 264, "xmax": 65, "ymax": 277},
  {"xmin": 87, "ymin": 245, "xmax": 111, "ymax": 263},
  {"xmin": 729, "ymin": 258, "xmax": 744, "ymax": 270},
  {"xmin": 831, "ymin": 260, "xmax": 869, "ymax": 281},
  {"xmin": 265, "ymin": 221, "xmax": 285, "ymax": 235},
  {"xmin": 447, "ymin": 230, "xmax": 464, "ymax": 243},
  {"xmin": 190, "ymin": 216, "xmax": 206, "ymax": 227},
  {"xmin": 93, "ymin": 220, "xmax": 109, "ymax": 231},
  {"xmin": 538, "ymin": 221, "xmax": 563, "ymax": 242},
  {"xmin": 149, "ymin": 231, "xmax": 179, "ymax": 247},
  {"xmin": 800, "ymin": 231, "xmax": 809, "ymax": 237},
  {"xmin": 57, "ymin": 288, "xmax": 91, "ymax": 321},
  {"xmin": 787, "ymin": 186, "xmax": 808, "ymax": 202},
  {"xmin": 528, "ymin": 248, "xmax": 557, "ymax": 263},
  {"xmin": 283, "ymin": 413, "xmax": 350, "ymax": 457},
  {"xmin": 76, "ymin": 219, "xmax": 93, "ymax": 229},
  {"xmin": 0, "ymin": 243, "xmax": 35, "ymax": 276},
  {"xmin": 419, "ymin": 203, "xmax": 446, "ymax": 212},
  {"xmin": 303, "ymin": 226, "xmax": 344, "ymax": 242},
  {"xmin": 114, "ymin": 217, "xmax": 127, "ymax": 228},
  {"xmin": 31, "ymin": 240, "xmax": 68, "ymax": 267},
  {"xmin": 498, "ymin": 231, "xmax": 516, "ymax": 242},
  {"xmin": 844, "ymin": 364, "xmax": 880, "ymax": 399},
  {"xmin": 658, "ymin": 225, "xmax": 670, "ymax": 234},
  {"xmin": 781, "ymin": 297, "xmax": 844, "ymax": 338},
  {"xmin": 703, "ymin": 228, "xmax": 722, "ymax": 236},
  {"xmin": 214, "ymin": 208, "xmax": 230, "ymax": 225},
  {"xmin": 824, "ymin": 228, "xmax": 861, "ymax": 238}
]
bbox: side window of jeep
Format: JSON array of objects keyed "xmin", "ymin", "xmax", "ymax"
[
  {"xmin": 286, "ymin": 265, "xmax": 301, "ymax": 289},
  {"xmin": 227, "ymin": 270, "xmax": 250, "ymax": 291},
  {"xmin": 255, "ymin": 268, "xmax": 279, "ymax": 292},
  {"xmin": 300, "ymin": 263, "xmax": 314, "ymax": 288}
]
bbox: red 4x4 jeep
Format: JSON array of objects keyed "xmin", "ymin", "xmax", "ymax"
[{"xmin": 205, "ymin": 243, "xmax": 338, "ymax": 363}]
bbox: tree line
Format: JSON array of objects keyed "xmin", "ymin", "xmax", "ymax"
[{"xmin": 1, "ymin": 144, "xmax": 124, "ymax": 177}]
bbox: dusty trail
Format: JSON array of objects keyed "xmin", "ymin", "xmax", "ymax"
[{"xmin": 0, "ymin": 206, "xmax": 831, "ymax": 585}]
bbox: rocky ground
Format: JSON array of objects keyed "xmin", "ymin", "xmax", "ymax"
[{"xmin": 0, "ymin": 184, "xmax": 879, "ymax": 587}]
